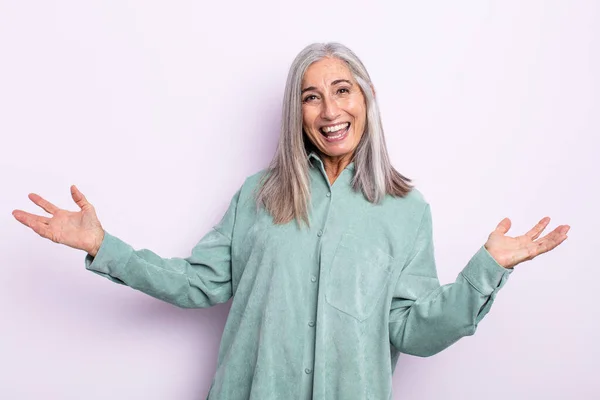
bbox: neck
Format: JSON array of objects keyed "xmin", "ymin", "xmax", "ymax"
[{"xmin": 319, "ymin": 151, "xmax": 355, "ymax": 185}]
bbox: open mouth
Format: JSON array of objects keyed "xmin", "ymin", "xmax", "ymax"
[{"xmin": 319, "ymin": 122, "xmax": 350, "ymax": 142}]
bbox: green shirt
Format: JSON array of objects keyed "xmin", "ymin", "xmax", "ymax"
[{"xmin": 85, "ymin": 151, "xmax": 513, "ymax": 400}]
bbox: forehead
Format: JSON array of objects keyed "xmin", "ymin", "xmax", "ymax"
[{"xmin": 302, "ymin": 57, "xmax": 354, "ymax": 86}]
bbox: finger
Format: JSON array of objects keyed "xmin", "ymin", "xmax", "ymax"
[
  {"xmin": 536, "ymin": 225, "xmax": 570, "ymax": 244},
  {"xmin": 12, "ymin": 209, "xmax": 51, "ymax": 227},
  {"xmin": 533, "ymin": 234, "xmax": 568, "ymax": 257},
  {"xmin": 494, "ymin": 217, "xmax": 512, "ymax": 235},
  {"xmin": 531, "ymin": 226, "xmax": 569, "ymax": 256},
  {"xmin": 525, "ymin": 217, "xmax": 550, "ymax": 240},
  {"xmin": 28, "ymin": 218, "xmax": 56, "ymax": 241},
  {"xmin": 28, "ymin": 193, "xmax": 59, "ymax": 215},
  {"xmin": 71, "ymin": 185, "xmax": 91, "ymax": 210}
]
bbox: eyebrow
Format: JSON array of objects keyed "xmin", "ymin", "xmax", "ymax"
[{"xmin": 301, "ymin": 79, "xmax": 353, "ymax": 94}]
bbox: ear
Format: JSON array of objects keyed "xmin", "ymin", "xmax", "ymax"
[{"xmin": 370, "ymin": 83, "xmax": 376, "ymax": 99}]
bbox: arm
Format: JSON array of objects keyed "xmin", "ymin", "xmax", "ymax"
[
  {"xmin": 389, "ymin": 203, "xmax": 513, "ymax": 357},
  {"xmin": 84, "ymin": 188, "xmax": 241, "ymax": 309}
]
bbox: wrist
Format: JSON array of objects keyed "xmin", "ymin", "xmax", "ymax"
[{"xmin": 88, "ymin": 230, "xmax": 105, "ymax": 257}]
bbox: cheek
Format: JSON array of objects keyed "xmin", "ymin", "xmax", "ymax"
[
  {"xmin": 349, "ymin": 104, "xmax": 366, "ymax": 127},
  {"xmin": 302, "ymin": 110, "xmax": 319, "ymax": 131},
  {"xmin": 345, "ymin": 97, "xmax": 366, "ymax": 119}
]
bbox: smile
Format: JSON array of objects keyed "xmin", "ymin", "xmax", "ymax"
[{"xmin": 319, "ymin": 122, "xmax": 350, "ymax": 142}]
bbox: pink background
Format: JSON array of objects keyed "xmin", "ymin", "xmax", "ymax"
[{"xmin": 2, "ymin": 1, "xmax": 598, "ymax": 399}]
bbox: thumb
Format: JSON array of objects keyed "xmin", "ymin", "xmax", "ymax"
[
  {"xmin": 71, "ymin": 185, "xmax": 92, "ymax": 210},
  {"xmin": 494, "ymin": 217, "xmax": 512, "ymax": 235}
]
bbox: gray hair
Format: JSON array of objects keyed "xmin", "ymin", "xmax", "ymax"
[{"xmin": 255, "ymin": 42, "xmax": 413, "ymax": 227}]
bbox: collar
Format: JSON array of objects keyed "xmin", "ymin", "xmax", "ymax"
[{"xmin": 307, "ymin": 150, "xmax": 356, "ymax": 172}]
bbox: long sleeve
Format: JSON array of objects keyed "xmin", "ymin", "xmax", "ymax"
[
  {"xmin": 388, "ymin": 203, "xmax": 513, "ymax": 357},
  {"xmin": 84, "ymin": 188, "xmax": 240, "ymax": 309}
]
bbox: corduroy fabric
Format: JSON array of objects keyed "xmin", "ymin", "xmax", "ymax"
[{"xmin": 85, "ymin": 151, "xmax": 513, "ymax": 400}]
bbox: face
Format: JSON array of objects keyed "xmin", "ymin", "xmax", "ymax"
[{"xmin": 301, "ymin": 57, "xmax": 367, "ymax": 164}]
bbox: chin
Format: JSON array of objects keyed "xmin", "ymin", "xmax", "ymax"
[{"xmin": 321, "ymin": 137, "xmax": 356, "ymax": 156}]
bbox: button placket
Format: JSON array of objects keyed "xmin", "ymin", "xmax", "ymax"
[{"xmin": 302, "ymin": 175, "xmax": 332, "ymax": 387}]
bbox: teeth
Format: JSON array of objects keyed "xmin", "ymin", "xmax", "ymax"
[
  {"xmin": 322, "ymin": 123, "xmax": 349, "ymax": 133},
  {"xmin": 327, "ymin": 131, "xmax": 345, "ymax": 139}
]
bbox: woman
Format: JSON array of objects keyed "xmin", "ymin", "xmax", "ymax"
[{"xmin": 12, "ymin": 43, "xmax": 569, "ymax": 400}]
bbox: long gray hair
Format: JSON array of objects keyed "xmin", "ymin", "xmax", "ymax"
[{"xmin": 255, "ymin": 42, "xmax": 413, "ymax": 227}]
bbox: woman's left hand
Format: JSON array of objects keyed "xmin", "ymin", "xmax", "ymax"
[{"xmin": 484, "ymin": 217, "xmax": 570, "ymax": 269}]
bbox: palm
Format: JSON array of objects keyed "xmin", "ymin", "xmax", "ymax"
[
  {"xmin": 484, "ymin": 217, "xmax": 570, "ymax": 269},
  {"xmin": 12, "ymin": 185, "xmax": 104, "ymax": 254},
  {"xmin": 45, "ymin": 207, "xmax": 100, "ymax": 249}
]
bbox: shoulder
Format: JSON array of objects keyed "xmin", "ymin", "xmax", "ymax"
[
  {"xmin": 398, "ymin": 186, "xmax": 428, "ymax": 206},
  {"xmin": 230, "ymin": 168, "xmax": 269, "ymax": 210},
  {"xmin": 354, "ymin": 186, "xmax": 431, "ymax": 244},
  {"xmin": 382, "ymin": 186, "xmax": 430, "ymax": 219},
  {"xmin": 243, "ymin": 168, "xmax": 270, "ymax": 190}
]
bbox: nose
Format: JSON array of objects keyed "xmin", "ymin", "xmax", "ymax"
[{"xmin": 320, "ymin": 95, "xmax": 341, "ymax": 121}]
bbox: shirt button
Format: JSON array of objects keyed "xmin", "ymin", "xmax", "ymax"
[
  {"xmin": 310, "ymin": 275, "xmax": 317, "ymax": 283},
  {"xmin": 317, "ymin": 229, "xmax": 323, "ymax": 237},
  {"xmin": 305, "ymin": 368, "xmax": 312, "ymax": 374},
  {"xmin": 308, "ymin": 321, "xmax": 315, "ymax": 327},
  {"xmin": 326, "ymin": 192, "xmax": 331, "ymax": 197}
]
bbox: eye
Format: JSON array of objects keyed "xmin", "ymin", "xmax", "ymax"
[
  {"xmin": 337, "ymin": 87, "xmax": 350, "ymax": 94},
  {"xmin": 303, "ymin": 94, "xmax": 318, "ymax": 103}
]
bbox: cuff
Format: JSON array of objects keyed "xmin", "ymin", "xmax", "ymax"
[
  {"xmin": 84, "ymin": 230, "xmax": 134, "ymax": 284},
  {"xmin": 460, "ymin": 245, "xmax": 514, "ymax": 296}
]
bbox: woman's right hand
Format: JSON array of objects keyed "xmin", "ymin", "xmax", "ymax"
[{"xmin": 12, "ymin": 185, "xmax": 105, "ymax": 257}]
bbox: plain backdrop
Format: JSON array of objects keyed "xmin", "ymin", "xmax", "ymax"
[{"xmin": 1, "ymin": 1, "xmax": 598, "ymax": 399}]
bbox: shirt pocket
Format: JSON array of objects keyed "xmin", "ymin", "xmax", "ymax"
[{"xmin": 325, "ymin": 232, "xmax": 394, "ymax": 322}]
